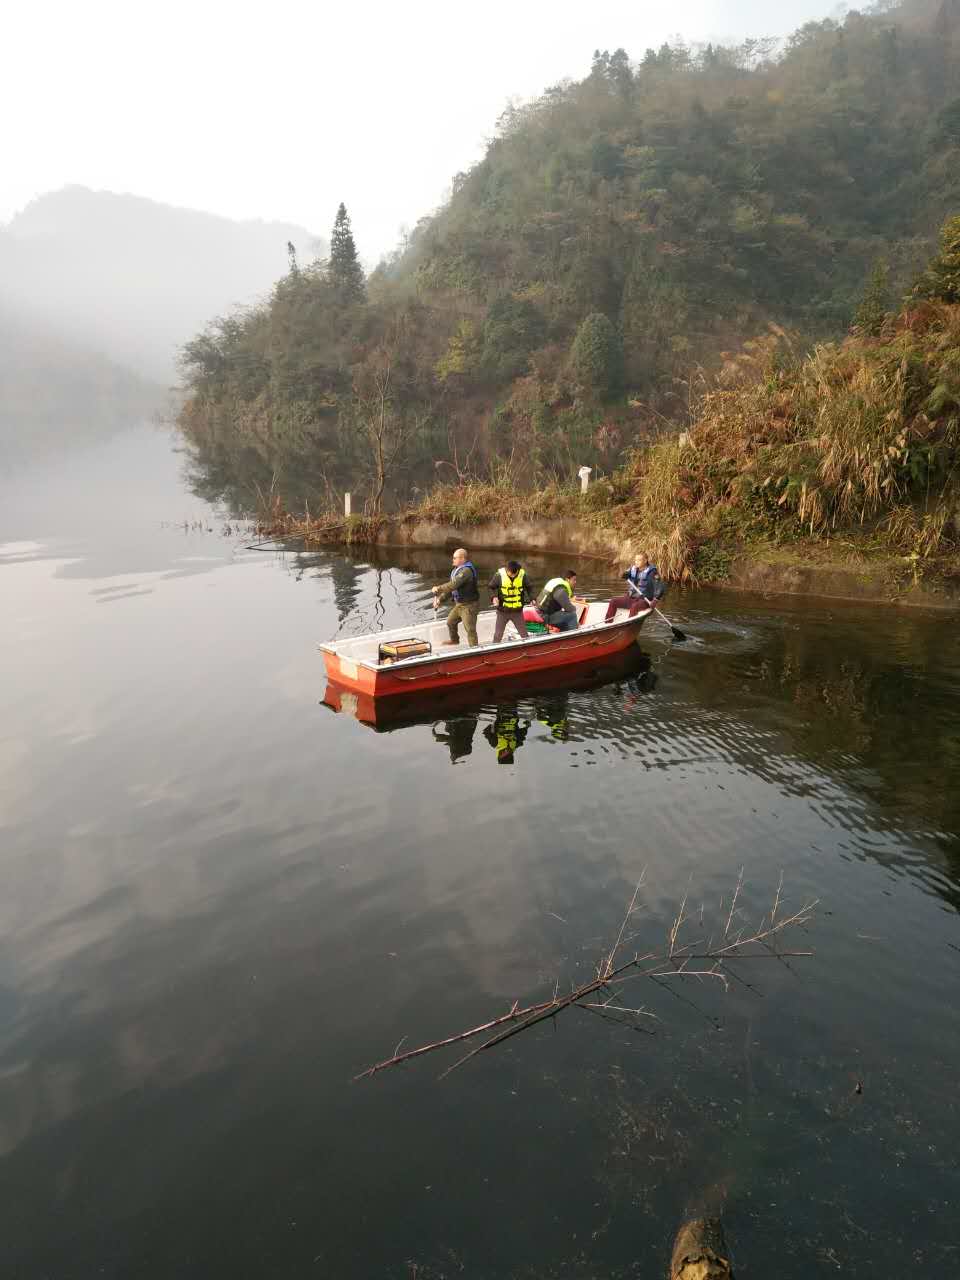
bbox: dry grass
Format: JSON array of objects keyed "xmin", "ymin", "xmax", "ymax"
[
  {"xmin": 608, "ymin": 303, "xmax": 960, "ymax": 580},
  {"xmin": 412, "ymin": 478, "xmax": 576, "ymax": 526}
]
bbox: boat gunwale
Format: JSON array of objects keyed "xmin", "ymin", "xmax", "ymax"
[{"xmin": 318, "ymin": 606, "xmax": 651, "ymax": 673}]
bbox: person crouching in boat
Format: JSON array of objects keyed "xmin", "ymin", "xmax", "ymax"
[
  {"xmin": 537, "ymin": 571, "xmax": 579, "ymax": 632},
  {"xmin": 432, "ymin": 547, "xmax": 481, "ymax": 646},
  {"xmin": 489, "ymin": 559, "xmax": 534, "ymax": 643},
  {"xmin": 604, "ymin": 553, "xmax": 664, "ymax": 622}
]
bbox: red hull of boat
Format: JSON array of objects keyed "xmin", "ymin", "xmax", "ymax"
[{"xmin": 320, "ymin": 614, "xmax": 646, "ymax": 698}]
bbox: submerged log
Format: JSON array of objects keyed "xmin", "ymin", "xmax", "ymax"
[{"xmin": 670, "ymin": 1218, "xmax": 734, "ymax": 1280}]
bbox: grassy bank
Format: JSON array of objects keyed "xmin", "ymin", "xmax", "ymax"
[
  {"xmin": 609, "ymin": 299, "xmax": 960, "ymax": 583},
  {"xmin": 258, "ymin": 295, "xmax": 960, "ymax": 595}
]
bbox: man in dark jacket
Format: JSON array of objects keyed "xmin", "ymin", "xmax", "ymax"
[
  {"xmin": 604, "ymin": 553, "xmax": 664, "ymax": 622},
  {"xmin": 537, "ymin": 571, "xmax": 579, "ymax": 632},
  {"xmin": 489, "ymin": 559, "xmax": 534, "ymax": 643},
  {"xmin": 432, "ymin": 547, "xmax": 481, "ymax": 646}
]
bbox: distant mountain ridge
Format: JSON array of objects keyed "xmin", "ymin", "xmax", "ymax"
[
  {"xmin": 0, "ymin": 302, "xmax": 162, "ymax": 464},
  {"xmin": 1, "ymin": 186, "xmax": 321, "ymax": 380}
]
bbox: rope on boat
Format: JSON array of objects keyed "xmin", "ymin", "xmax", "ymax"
[{"xmin": 387, "ymin": 633, "xmax": 616, "ymax": 682}]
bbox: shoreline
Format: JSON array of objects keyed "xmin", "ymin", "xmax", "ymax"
[{"xmin": 263, "ymin": 513, "xmax": 960, "ymax": 612}]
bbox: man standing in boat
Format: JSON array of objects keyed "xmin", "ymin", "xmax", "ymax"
[
  {"xmin": 604, "ymin": 552, "xmax": 664, "ymax": 622},
  {"xmin": 537, "ymin": 571, "xmax": 580, "ymax": 632},
  {"xmin": 432, "ymin": 547, "xmax": 481, "ymax": 647},
  {"xmin": 489, "ymin": 559, "xmax": 534, "ymax": 643}
]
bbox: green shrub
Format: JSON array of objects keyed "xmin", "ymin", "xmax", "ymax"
[{"xmin": 570, "ymin": 313, "xmax": 623, "ymax": 395}]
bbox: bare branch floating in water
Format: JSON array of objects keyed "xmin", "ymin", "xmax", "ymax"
[{"xmin": 354, "ymin": 871, "xmax": 816, "ymax": 1082}]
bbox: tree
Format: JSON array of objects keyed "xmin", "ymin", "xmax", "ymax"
[
  {"xmin": 853, "ymin": 259, "xmax": 889, "ymax": 336},
  {"xmin": 329, "ymin": 202, "xmax": 365, "ymax": 303},
  {"xmin": 910, "ymin": 214, "xmax": 960, "ymax": 304},
  {"xmin": 350, "ymin": 319, "xmax": 425, "ymax": 514},
  {"xmin": 571, "ymin": 312, "xmax": 622, "ymax": 394},
  {"xmin": 481, "ymin": 296, "xmax": 545, "ymax": 379}
]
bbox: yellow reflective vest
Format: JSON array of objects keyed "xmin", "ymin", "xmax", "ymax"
[
  {"xmin": 538, "ymin": 577, "xmax": 573, "ymax": 614},
  {"xmin": 497, "ymin": 567, "xmax": 526, "ymax": 610}
]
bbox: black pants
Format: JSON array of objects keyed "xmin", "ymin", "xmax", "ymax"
[{"xmin": 493, "ymin": 608, "xmax": 528, "ymax": 643}]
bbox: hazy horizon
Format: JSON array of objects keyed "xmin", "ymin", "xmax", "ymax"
[{"xmin": 5, "ymin": 0, "xmax": 839, "ymax": 262}]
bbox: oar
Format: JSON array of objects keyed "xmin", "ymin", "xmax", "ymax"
[
  {"xmin": 652, "ymin": 605, "xmax": 687, "ymax": 643},
  {"xmin": 626, "ymin": 581, "xmax": 688, "ymax": 642}
]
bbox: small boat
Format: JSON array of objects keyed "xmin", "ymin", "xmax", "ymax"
[{"xmin": 318, "ymin": 600, "xmax": 651, "ymax": 699}]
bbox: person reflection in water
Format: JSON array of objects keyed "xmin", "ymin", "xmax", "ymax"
[
  {"xmin": 622, "ymin": 656, "xmax": 658, "ymax": 711},
  {"xmin": 483, "ymin": 706, "xmax": 530, "ymax": 765},
  {"xmin": 536, "ymin": 694, "xmax": 570, "ymax": 742},
  {"xmin": 431, "ymin": 715, "xmax": 479, "ymax": 764}
]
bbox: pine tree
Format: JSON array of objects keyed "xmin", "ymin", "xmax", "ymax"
[
  {"xmin": 911, "ymin": 215, "xmax": 960, "ymax": 305},
  {"xmin": 571, "ymin": 312, "xmax": 623, "ymax": 394},
  {"xmin": 329, "ymin": 202, "xmax": 365, "ymax": 303},
  {"xmin": 854, "ymin": 259, "xmax": 889, "ymax": 336}
]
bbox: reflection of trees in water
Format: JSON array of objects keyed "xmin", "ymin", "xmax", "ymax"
[
  {"xmin": 717, "ymin": 621, "xmax": 959, "ymax": 836},
  {"xmin": 353, "ymin": 605, "xmax": 959, "ymax": 906},
  {"xmin": 672, "ymin": 617, "xmax": 960, "ymax": 907},
  {"xmin": 328, "ymin": 558, "xmax": 365, "ymax": 623},
  {"xmin": 181, "ymin": 413, "xmax": 439, "ymax": 519}
]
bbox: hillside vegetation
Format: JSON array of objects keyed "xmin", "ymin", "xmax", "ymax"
[
  {"xmin": 180, "ymin": 0, "xmax": 960, "ymax": 522},
  {"xmin": 610, "ymin": 229, "xmax": 960, "ymax": 582},
  {"xmin": 258, "ymin": 218, "xmax": 960, "ymax": 592}
]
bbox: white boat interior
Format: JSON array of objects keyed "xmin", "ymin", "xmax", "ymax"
[{"xmin": 320, "ymin": 600, "xmax": 651, "ymax": 669}]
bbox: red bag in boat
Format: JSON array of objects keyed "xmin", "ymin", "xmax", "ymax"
[{"xmin": 523, "ymin": 604, "xmax": 545, "ymax": 623}]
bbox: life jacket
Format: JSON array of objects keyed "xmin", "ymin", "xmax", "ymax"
[
  {"xmin": 497, "ymin": 566, "xmax": 525, "ymax": 610},
  {"xmin": 538, "ymin": 577, "xmax": 572, "ymax": 616},
  {"xmin": 451, "ymin": 560, "xmax": 479, "ymax": 603},
  {"xmin": 493, "ymin": 713, "xmax": 520, "ymax": 758},
  {"xmin": 627, "ymin": 564, "xmax": 661, "ymax": 600},
  {"xmin": 539, "ymin": 715, "xmax": 569, "ymax": 741}
]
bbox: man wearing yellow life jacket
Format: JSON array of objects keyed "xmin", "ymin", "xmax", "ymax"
[
  {"xmin": 537, "ymin": 571, "xmax": 579, "ymax": 632},
  {"xmin": 488, "ymin": 559, "xmax": 535, "ymax": 644}
]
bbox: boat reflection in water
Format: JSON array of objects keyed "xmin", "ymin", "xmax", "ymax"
[{"xmin": 322, "ymin": 647, "xmax": 658, "ymax": 765}]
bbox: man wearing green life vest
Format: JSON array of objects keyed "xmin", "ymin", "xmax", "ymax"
[
  {"xmin": 488, "ymin": 559, "xmax": 535, "ymax": 644},
  {"xmin": 537, "ymin": 571, "xmax": 579, "ymax": 632}
]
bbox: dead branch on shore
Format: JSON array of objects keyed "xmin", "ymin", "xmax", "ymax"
[{"xmin": 355, "ymin": 871, "xmax": 816, "ymax": 1082}]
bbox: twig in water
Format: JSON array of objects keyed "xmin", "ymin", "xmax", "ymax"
[{"xmin": 355, "ymin": 875, "xmax": 817, "ymax": 1082}]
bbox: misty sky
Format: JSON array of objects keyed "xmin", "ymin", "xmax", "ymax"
[{"xmin": 5, "ymin": 0, "xmax": 839, "ymax": 259}]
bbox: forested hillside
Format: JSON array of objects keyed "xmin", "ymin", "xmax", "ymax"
[{"xmin": 180, "ymin": 0, "xmax": 960, "ymax": 512}]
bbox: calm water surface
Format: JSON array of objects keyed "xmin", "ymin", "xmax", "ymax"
[{"xmin": 2, "ymin": 427, "xmax": 959, "ymax": 1278}]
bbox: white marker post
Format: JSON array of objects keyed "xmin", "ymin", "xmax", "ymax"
[
  {"xmin": 578, "ymin": 465, "xmax": 592, "ymax": 494},
  {"xmin": 344, "ymin": 492, "xmax": 352, "ymax": 517}
]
